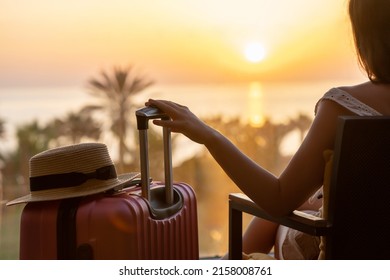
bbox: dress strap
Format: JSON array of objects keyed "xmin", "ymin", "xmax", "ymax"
[{"xmin": 315, "ymin": 88, "xmax": 382, "ymax": 116}]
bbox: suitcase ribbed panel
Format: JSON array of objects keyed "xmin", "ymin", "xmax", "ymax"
[
  {"xmin": 136, "ymin": 183, "xmax": 198, "ymax": 260},
  {"xmin": 141, "ymin": 184, "xmax": 199, "ymax": 259}
]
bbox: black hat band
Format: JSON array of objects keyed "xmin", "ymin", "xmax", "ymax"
[{"xmin": 30, "ymin": 165, "xmax": 117, "ymax": 191}]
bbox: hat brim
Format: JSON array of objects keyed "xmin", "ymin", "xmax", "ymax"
[{"xmin": 6, "ymin": 172, "xmax": 140, "ymax": 206}]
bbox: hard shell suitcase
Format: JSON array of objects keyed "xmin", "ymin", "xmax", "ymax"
[{"xmin": 19, "ymin": 107, "xmax": 199, "ymax": 259}]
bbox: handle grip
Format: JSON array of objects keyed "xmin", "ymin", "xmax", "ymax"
[{"xmin": 136, "ymin": 106, "xmax": 170, "ymax": 130}]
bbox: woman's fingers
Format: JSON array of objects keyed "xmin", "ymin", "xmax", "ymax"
[
  {"xmin": 144, "ymin": 99, "xmax": 208, "ymax": 144},
  {"xmin": 146, "ymin": 99, "xmax": 173, "ymax": 110},
  {"xmin": 146, "ymin": 99, "xmax": 187, "ymax": 115},
  {"xmin": 152, "ymin": 119, "xmax": 178, "ymax": 131}
]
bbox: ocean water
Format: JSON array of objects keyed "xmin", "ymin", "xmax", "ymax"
[{"xmin": 0, "ymin": 79, "xmax": 361, "ymax": 157}]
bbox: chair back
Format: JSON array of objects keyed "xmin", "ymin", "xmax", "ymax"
[{"xmin": 326, "ymin": 116, "xmax": 390, "ymax": 259}]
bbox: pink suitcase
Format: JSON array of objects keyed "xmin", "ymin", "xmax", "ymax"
[{"xmin": 19, "ymin": 107, "xmax": 199, "ymax": 259}]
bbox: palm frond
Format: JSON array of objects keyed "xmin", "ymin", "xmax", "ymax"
[
  {"xmin": 80, "ymin": 105, "xmax": 104, "ymax": 114},
  {"xmin": 88, "ymin": 79, "xmax": 108, "ymax": 92},
  {"xmin": 114, "ymin": 66, "xmax": 131, "ymax": 93},
  {"xmin": 126, "ymin": 76, "xmax": 153, "ymax": 95}
]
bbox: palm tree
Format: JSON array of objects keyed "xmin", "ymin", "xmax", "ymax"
[
  {"xmin": 82, "ymin": 66, "xmax": 153, "ymax": 173},
  {"xmin": 15, "ymin": 120, "xmax": 54, "ymax": 187}
]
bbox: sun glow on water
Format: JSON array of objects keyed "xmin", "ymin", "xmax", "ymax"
[{"xmin": 248, "ymin": 82, "xmax": 265, "ymax": 127}]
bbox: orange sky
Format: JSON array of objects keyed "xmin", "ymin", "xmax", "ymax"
[{"xmin": 0, "ymin": 0, "xmax": 365, "ymax": 87}]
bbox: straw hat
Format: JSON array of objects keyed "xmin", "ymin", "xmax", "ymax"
[{"xmin": 6, "ymin": 143, "xmax": 140, "ymax": 206}]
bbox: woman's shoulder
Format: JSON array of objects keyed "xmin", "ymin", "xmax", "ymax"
[{"xmin": 315, "ymin": 83, "xmax": 383, "ymax": 116}]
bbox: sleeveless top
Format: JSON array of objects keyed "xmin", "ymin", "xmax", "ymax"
[
  {"xmin": 276, "ymin": 87, "xmax": 382, "ymax": 260},
  {"xmin": 314, "ymin": 87, "xmax": 382, "ymax": 116}
]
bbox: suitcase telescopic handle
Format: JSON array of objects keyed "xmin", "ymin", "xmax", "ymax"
[{"xmin": 136, "ymin": 106, "xmax": 173, "ymax": 205}]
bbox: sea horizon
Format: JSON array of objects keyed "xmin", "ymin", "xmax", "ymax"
[{"xmin": 0, "ymin": 78, "xmax": 364, "ymax": 155}]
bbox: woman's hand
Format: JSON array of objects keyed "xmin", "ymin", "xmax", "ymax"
[{"xmin": 145, "ymin": 99, "xmax": 213, "ymax": 145}]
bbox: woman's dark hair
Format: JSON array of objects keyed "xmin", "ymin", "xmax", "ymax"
[{"xmin": 349, "ymin": 0, "xmax": 390, "ymax": 83}]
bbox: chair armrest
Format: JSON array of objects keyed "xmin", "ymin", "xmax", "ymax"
[
  {"xmin": 228, "ymin": 193, "xmax": 331, "ymax": 259},
  {"xmin": 229, "ymin": 193, "xmax": 330, "ymax": 235}
]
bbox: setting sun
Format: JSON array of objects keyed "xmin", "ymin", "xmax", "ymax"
[{"xmin": 244, "ymin": 42, "xmax": 267, "ymax": 63}]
